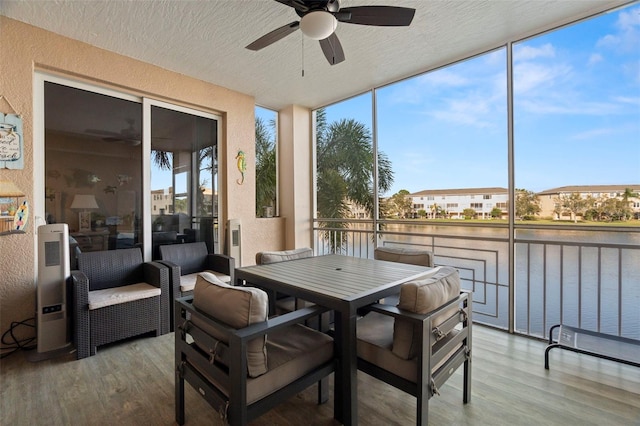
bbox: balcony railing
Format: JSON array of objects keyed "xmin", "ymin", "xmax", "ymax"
[{"xmin": 313, "ymin": 219, "xmax": 640, "ymax": 340}]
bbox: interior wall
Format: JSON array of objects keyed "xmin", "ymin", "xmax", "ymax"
[{"xmin": 0, "ymin": 16, "xmax": 285, "ymax": 338}]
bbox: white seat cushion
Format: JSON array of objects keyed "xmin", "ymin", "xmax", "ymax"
[
  {"xmin": 180, "ymin": 270, "xmax": 231, "ymax": 293},
  {"xmin": 88, "ymin": 282, "xmax": 160, "ymax": 310}
]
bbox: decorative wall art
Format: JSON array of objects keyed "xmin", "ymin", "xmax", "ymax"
[
  {"xmin": 236, "ymin": 150, "xmax": 246, "ymax": 185},
  {"xmin": 0, "ymin": 179, "xmax": 27, "ymax": 235},
  {"xmin": 0, "ymin": 95, "xmax": 24, "ymax": 170}
]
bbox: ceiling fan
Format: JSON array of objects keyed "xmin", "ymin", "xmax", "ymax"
[
  {"xmin": 246, "ymin": 0, "xmax": 416, "ymax": 65},
  {"xmin": 85, "ymin": 118, "xmax": 142, "ymax": 146}
]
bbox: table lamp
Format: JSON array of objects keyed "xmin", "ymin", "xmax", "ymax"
[{"xmin": 70, "ymin": 194, "xmax": 98, "ymax": 232}]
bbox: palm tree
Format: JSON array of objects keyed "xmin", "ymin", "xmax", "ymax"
[
  {"xmin": 621, "ymin": 187, "xmax": 639, "ymax": 221},
  {"xmin": 255, "ymin": 117, "xmax": 277, "ymax": 216},
  {"xmin": 315, "ymin": 108, "xmax": 393, "ymax": 252}
]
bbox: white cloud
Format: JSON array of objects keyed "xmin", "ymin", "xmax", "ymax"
[
  {"xmin": 418, "ymin": 69, "xmax": 469, "ymax": 87},
  {"xmin": 426, "ymin": 95, "xmax": 500, "ymax": 128},
  {"xmin": 617, "ymin": 6, "xmax": 640, "ymax": 29},
  {"xmin": 613, "ymin": 95, "xmax": 640, "ymax": 107},
  {"xmin": 513, "ymin": 43, "xmax": 555, "ymax": 62},
  {"xmin": 513, "ymin": 62, "xmax": 572, "ymax": 94},
  {"xmin": 517, "ymin": 98, "xmax": 622, "ymax": 116},
  {"xmin": 596, "ymin": 6, "xmax": 640, "ymax": 52},
  {"xmin": 588, "ymin": 53, "xmax": 603, "ymax": 66},
  {"xmin": 570, "ymin": 127, "xmax": 617, "ymax": 141}
]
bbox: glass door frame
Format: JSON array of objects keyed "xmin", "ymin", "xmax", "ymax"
[
  {"xmin": 142, "ymin": 98, "xmax": 222, "ymax": 261},
  {"xmin": 34, "ymin": 73, "xmax": 222, "ymax": 263}
]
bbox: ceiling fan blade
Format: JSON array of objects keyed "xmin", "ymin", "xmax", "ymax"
[
  {"xmin": 246, "ymin": 21, "xmax": 300, "ymax": 51},
  {"xmin": 319, "ymin": 33, "xmax": 345, "ymax": 66},
  {"xmin": 273, "ymin": 0, "xmax": 309, "ymax": 13},
  {"xmin": 337, "ymin": 6, "xmax": 415, "ymax": 26}
]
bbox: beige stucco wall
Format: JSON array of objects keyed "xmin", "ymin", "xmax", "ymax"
[
  {"xmin": 279, "ymin": 105, "xmax": 313, "ymax": 249},
  {"xmin": 0, "ymin": 16, "xmax": 287, "ymax": 339}
]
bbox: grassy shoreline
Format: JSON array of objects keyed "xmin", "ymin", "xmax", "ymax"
[{"xmin": 388, "ymin": 218, "xmax": 640, "ymax": 227}]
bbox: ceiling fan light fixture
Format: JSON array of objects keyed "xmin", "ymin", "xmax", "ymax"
[{"xmin": 300, "ymin": 11, "xmax": 337, "ymax": 40}]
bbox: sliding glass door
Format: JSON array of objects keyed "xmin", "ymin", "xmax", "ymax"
[
  {"xmin": 146, "ymin": 100, "xmax": 220, "ymax": 259},
  {"xmin": 40, "ymin": 76, "xmax": 220, "ymax": 264}
]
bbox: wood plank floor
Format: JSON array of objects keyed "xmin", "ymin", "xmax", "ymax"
[{"xmin": 1, "ymin": 325, "xmax": 638, "ymax": 426}]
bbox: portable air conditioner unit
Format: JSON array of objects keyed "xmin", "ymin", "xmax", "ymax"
[
  {"xmin": 227, "ymin": 219, "xmax": 241, "ymax": 267},
  {"xmin": 36, "ymin": 223, "xmax": 71, "ymax": 354}
]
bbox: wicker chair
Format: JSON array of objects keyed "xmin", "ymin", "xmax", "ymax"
[
  {"xmin": 356, "ymin": 266, "xmax": 472, "ymax": 425},
  {"xmin": 175, "ymin": 272, "xmax": 335, "ymax": 426},
  {"xmin": 70, "ymin": 248, "xmax": 170, "ymax": 359},
  {"xmin": 158, "ymin": 242, "xmax": 235, "ymax": 331}
]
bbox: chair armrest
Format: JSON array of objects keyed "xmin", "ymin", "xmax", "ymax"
[
  {"xmin": 70, "ymin": 270, "xmax": 90, "ymax": 359},
  {"xmin": 155, "ymin": 259, "xmax": 182, "ymax": 295},
  {"xmin": 176, "ymin": 297, "xmax": 329, "ymax": 342},
  {"xmin": 367, "ymin": 292, "xmax": 470, "ymax": 325},
  {"xmin": 144, "ymin": 261, "xmax": 171, "ymax": 335},
  {"xmin": 236, "ymin": 305, "xmax": 330, "ymax": 340},
  {"xmin": 205, "ymin": 253, "xmax": 235, "ymax": 283}
]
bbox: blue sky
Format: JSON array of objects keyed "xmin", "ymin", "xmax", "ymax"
[{"xmin": 315, "ymin": 4, "xmax": 640, "ymax": 196}]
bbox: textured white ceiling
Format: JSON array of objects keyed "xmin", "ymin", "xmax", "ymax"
[{"xmin": 1, "ymin": 0, "xmax": 630, "ymax": 110}]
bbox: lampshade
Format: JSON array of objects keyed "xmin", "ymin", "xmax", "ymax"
[
  {"xmin": 70, "ymin": 194, "xmax": 99, "ymax": 210},
  {"xmin": 300, "ymin": 11, "xmax": 337, "ymax": 40},
  {"xmin": 0, "ymin": 180, "xmax": 25, "ymax": 197}
]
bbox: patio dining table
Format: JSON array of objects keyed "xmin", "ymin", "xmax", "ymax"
[{"xmin": 235, "ymin": 254, "xmax": 433, "ymax": 425}]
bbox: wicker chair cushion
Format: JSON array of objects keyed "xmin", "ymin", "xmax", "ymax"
[
  {"xmin": 256, "ymin": 247, "xmax": 313, "ymax": 265},
  {"xmin": 193, "ymin": 323, "xmax": 334, "ymax": 404},
  {"xmin": 374, "ymin": 246, "xmax": 434, "ymax": 267},
  {"xmin": 357, "ymin": 311, "xmax": 459, "ymax": 382},
  {"xmin": 179, "ymin": 271, "xmax": 231, "ymax": 293},
  {"xmin": 393, "ymin": 266, "xmax": 460, "ymax": 359},
  {"xmin": 88, "ymin": 282, "xmax": 161, "ymax": 310},
  {"xmin": 193, "ymin": 272, "xmax": 269, "ymax": 377}
]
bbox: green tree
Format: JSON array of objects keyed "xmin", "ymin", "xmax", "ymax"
[
  {"xmin": 556, "ymin": 192, "xmax": 589, "ymax": 223},
  {"xmin": 417, "ymin": 209, "xmax": 427, "ymax": 218},
  {"xmin": 490, "ymin": 207, "xmax": 503, "ymax": 219},
  {"xmin": 515, "ymin": 188, "xmax": 541, "ymax": 220},
  {"xmin": 621, "ymin": 187, "xmax": 639, "ymax": 221},
  {"xmin": 462, "ymin": 208, "xmax": 476, "ymax": 220},
  {"xmin": 255, "ymin": 117, "xmax": 277, "ymax": 216},
  {"xmin": 316, "ymin": 108, "xmax": 393, "ymax": 252},
  {"xmin": 388, "ymin": 189, "xmax": 412, "ymax": 218},
  {"xmin": 430, "ymin": 203, "xmax": 446, "ymax": 219}
]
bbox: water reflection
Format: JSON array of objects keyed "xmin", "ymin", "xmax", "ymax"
[{"xmin": 315, "ymin": 221, "xmax": 640, "ymax": 339}]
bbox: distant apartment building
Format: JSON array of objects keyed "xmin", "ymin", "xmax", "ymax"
[
  {"xmin": 151, "ymin": 186, "xmax": 216, "ymax": 217},
  {"xmin": 537, "ymin": 184, "xmax": 640, "ymax": 220},
  {"xmin": 408, "ymin": 187, "xmax": 509, "ymax": 219},
  {"xmin": 151, "ymin": 187, "xmax": 174, "ymax": 215}
]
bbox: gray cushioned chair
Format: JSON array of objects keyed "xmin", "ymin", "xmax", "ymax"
[
  {"xmin": 158, "ymin": 242, "xmax": 235, "ymax": 331},
  {"xmin": 255, "ymin": 247, "xmax": 313, "ymax": 315},
  {"xmin": 356, "ymin": 266, "xmax": 472, "ymax": 425},
  {"xmin": 175, "ymin": 272, "xmax": 335, "ymax": 426},
  {"xmin": 70, "ymin": 248, "xmax": 170, "ymax": 359},
  {"xmin": 374, "ymin": 246, "xmax": 434, "ymax": 306},
  {"xmin": 374, "ymin": 246, "xmax": 434, "ymax": 267}
]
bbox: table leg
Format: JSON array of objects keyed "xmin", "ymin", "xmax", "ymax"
[{"xmin": 334, "ymin": 310, "xmax": 358, "ymax": 425}]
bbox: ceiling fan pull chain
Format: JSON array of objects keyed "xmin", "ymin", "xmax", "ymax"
[{"xmin": 301, "ymin": 34, "xmax": 305, "ymax": 77}]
